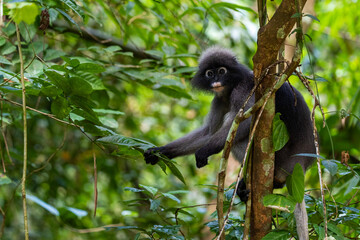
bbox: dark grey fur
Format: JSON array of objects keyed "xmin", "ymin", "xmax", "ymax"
[{"xmin": 144, "ymin": 46, "xmax": 315, "ymax": 188}]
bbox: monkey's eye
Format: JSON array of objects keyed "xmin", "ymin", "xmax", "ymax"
[
  {"xmin": 205, "ymin": 70, "xmax": 214, "ymax": 78},
  {"xmin": 218, "ymin": 67, "xmax": 227, "ymax": 75}
]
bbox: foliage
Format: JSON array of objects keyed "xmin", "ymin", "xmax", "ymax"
[{"xmin": 0, "ymin": 0, "xmax": 359, "ymax": 239}]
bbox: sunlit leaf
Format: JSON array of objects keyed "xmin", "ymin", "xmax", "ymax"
[
  {"xmin": 76, "ymin": 63, "xmax": 106, "ymax": 73},
  {"xmin": 322, "ymin": 160, "xmax": 339, "ymax": 176},
  {"xmin": 263, "ymin": 194, "xmax": 296, "ymax": 212},
  {"xmin": 304, "ymin": 14, "xmax": 320, "ymax": 22},
  {"xmin": 7, "ymin": 2, "xmax": 40, "ymax": 24},
  {"xmin": 0, "ymin": 174, "xmax": 12, "ymax": 185}
]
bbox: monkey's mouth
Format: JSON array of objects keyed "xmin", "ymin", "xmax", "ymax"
[{"xmin": 211, "ymin": 82, "xmax": 225, "ymax": 93}]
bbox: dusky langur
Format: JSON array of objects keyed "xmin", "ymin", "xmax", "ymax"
[
  {"xmin": 144, "ymin": 47, "xmax": 315, "ymax": 186},
  {"xmin": 144, "ymin": 47, "xmax": 315, "ymax": 239}
]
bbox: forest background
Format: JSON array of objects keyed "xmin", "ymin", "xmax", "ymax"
[{"xmin": 0, "ymin": 0, "xmax": 359, "ymax": 239}]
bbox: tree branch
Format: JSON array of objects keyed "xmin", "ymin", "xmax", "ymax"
[{"xmin": 51, "ymin": 21, "xmax": 161, "ymax": 61}]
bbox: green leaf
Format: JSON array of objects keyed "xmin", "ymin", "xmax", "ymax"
[
  {"xmin": 51, "ymin": 97, "xmax": 70, "ymax": 119},
  {"xmin": 104, "ymin": 45, "xmax": 122, "ymax": 52},
  {"xmin": 1, "ymin": 42, "xmax": 16, "ymax": 55},
  {"xmin": 44, "ymin": 49, "xmax": 66, "ymax": 61},
  {"xmin": 41, "ymin": 85, "xmax": 62, "ymax": 97},
  {"xmin": 124, "ymin": 187, "xmax": 143, "ymax": 193},
  {"xmin": 97, "ymin": 134, "xmax": 154, "ymax": 152},
  {"xmin": 139, "ymin": 184, "xmax": 158, "ymax": 197},
  {"xmin": 98, "ymin": 116, "xmax": 117, "ymax": 128},
  {"xmin": 263, "ymin": 194, "xmax": 296, "ymax": 212},
  {"xmin": 173, "ymin": 67, "xmax": 198, "ymax": 74},
  {"xmin": 60, "ymin": 0, "xmax": 84, "ymax": 20},
  {"xmin": 293, "ymin": 153, "xmax": 324, "ymax": 159},
  {"xmin": 154, "ymin": 85, "xmax": 192, "ymax": 99},
  {"xmin": 161, "ymin": 193, "xmax": 181, "ymax": 203},
  {"xmin": 288, "ymin": 163, "xmax": 305, "ymax": 203},
  {"xmin": 26, "ymin": 60, "xmax": 43, "ymax": 76},
  {"xmin": 209, "ymin": 2, "xmax": 256, "ymax": 14},
  {"xmin": 272, "ymin": 113, "xmax": 289, "ymax": 151},
  {"xmin": 291, "ymin": 13, "xmax": 302, "ymax": 18},
  {"xmin": 0, "ymin": 56, "xmax": 12, "ymax": 65},
  {"xmin": 152, "ymin": 225, "xmax": 181, "ymax": 237},
  {"xmin": 0, "ymin": 37, "xmax": 6, "ymax": 46},
  {"xmin": 144, "ymin": 50, "xmax": 164, "ymax": 59},
  {"xmin": 76, "ymin": 63, "xmax": 106, "ymax": 73},
  {"xmin": 93, "ymin": 109, "xmax": 124, "ymax": 115},
  {"xmin": 163, "ymin": 159, "xmax": 186, "ymax": 184},
  {"xmin": 157, "ymin": 160, "xmax": 167, "ymax": 174},
  {"xmin": 56, "ymin": 8, "xmax": 81, "ymax": 33},
  {"xmin": 69, "ymin": 77, "xmax": 93, "ymax": 95},
  {"xmin": 71, "ymin": 108, "xmax": 101, "ymax": 125},
  {"xmin": 7, "ymin": 2, "xmax": 40, "ymax": 24},
  {"xmin": 0, "ymin": 173, "xmax": 12, "ymax": 185},
  {"xmin": 304, "ymin": 14, "xmax": 320, "ymax": 22},
  {"xmin": 314, "ymin": 75, "xmax": 328, "ymax": 82},
  {"xmin": 75, "ymin": 72, "xmax": 106, "ymax": 90},
  {"xmin": 18, "ymin": 21, "xmax": 36, "ymax": 42},
  {"xmin": 69, "ymin": 95, "xmax": 97, "ymax": 109},
  {"xmin": 322, "ymin": 160, "xmax": 339, "ymax": 176},
  {"xmin": 166, "ymin": 190, "xmax": 189, "ymax": 195},
  {"xmin": 45, "ymin": 70, "xmax": 71, "ymax": 94},
  {"xmin": 262, "ymin": 230, "xmax": 291, "ymax": 240},
  {"xmin": 149, "ymin": 199, "xmax": 161, "ymax": 211}
]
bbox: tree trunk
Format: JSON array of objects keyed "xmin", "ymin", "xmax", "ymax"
[{"xmin": 250, "ymin": 0, "xmax": 308, "ymax": 238}]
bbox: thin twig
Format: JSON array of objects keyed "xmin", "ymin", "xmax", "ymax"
[
  {"xmin": 0, "ymin": 97, "xmax": 80, "ymax": 127},
  {"xmin": 0, "ymin": 207, "xmax": 5, "ymax": 239},
  {"xmin": 295, "ymin": 70, "xmax": 325, "ymax": 127},
  {"xmin": 93, "ymin": 145, "xmax": 98, "ymax": 217},
  {"xmin": 1, "ymin": 130, "xmax": 13, "ymax": 165},
  {"xmin": 27, "ymin": 129, "xmax": 67, "ymax": 177},
  {"xmin": 311, "ymin": 103, "xmax": 328, "ymax": 239},
  {"xmin": 16, "ymin": 22, "xmax": 29, "ymax": 240}
]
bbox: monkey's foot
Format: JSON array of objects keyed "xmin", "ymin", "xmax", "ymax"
[{"xmin": 236, "ymin": 178, "xmax": 250, "ymax": 202}]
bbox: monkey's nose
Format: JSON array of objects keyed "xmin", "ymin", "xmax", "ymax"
[{"xmin": 211, "ymin": 82, "xmax": 222, "ymax": 88}]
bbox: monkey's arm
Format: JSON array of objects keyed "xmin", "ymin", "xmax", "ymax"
[
  {"xmin": 144, "ymin": 126, "xmax": 211, "ymax": 164},
  {"xmin": 195, "ymin": 112, "xmax": 252, "ymax": 168},
  {"xmin": 144, "ymin": 97, "xmax": 228, "ymax": 165}
]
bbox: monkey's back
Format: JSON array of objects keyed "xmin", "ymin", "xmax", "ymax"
[{"xmin": 274, "ymin": 83, "xmax": 316, "ymax": 187}]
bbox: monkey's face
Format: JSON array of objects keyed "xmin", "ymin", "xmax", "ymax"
[{"xmin": 204, "ymin": 67, "xmax": 228, "ymax": 94}]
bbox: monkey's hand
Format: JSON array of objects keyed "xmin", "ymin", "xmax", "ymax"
[
  {"xmin": 195, "ymin": 149, "xmax": 209, "ymax": 168},
  {"xmin": 144, "ymin": 147, "xmax": 164, "ymax": 165}
]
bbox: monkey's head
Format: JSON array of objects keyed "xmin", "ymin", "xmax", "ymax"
[{"xmin": 192, "ymin": 47, "xmax": 251, "ymax": 95}]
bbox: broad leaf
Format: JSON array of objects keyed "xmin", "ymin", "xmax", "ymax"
[
  {"xmin": 162, "ymin": 159, "xmax": 186, "ymax": 184},
  {"xmin": 322, "ymin": 160, "xmax": 339, "ymax": 176},
  {"xmin": 263, "ymin": 194, "xmax": 296, "ymax": 212},
  {"xmin": 0, "ymin": 174, "xmax": 12, "ymax": 185},
  {"xmin": 139, "ymin": 184, "xmax": 158, "ymax": 197},
  {"xmin": 262, "ymin": 230, "xmax": 291, "ymax": 240},
  {"xmin": 287, "ymin": 163, "xmax": 305, "ymax": 203},
  {"xmin": 272, "ymin": 113, "xmax": 289, "ymax": 151}
]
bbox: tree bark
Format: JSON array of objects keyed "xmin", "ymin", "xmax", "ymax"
[{"xmin": 251, "ymin": 1, "xmax": 307, "ymax": 239}]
